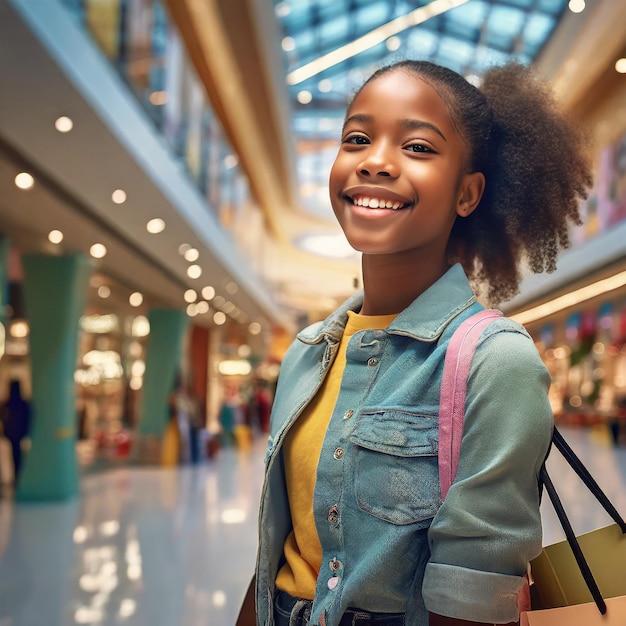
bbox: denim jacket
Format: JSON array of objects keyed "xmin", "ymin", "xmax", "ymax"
[{"xmin": 255, "ymin": 264, "xmax": 553, "ymax": 625}]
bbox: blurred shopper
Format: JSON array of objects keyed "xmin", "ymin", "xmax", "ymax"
[{"xmin": 0, "ymin": 380, "xmax": 30, "ymax": 484}]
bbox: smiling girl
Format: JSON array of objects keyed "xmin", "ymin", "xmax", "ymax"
[{"xmin": 238, "ymin": 60, "xmax": 592, "ymax": 626}]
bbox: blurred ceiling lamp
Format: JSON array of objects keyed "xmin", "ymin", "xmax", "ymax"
[
  {"xmin": 90, "ymin": 243, "xmax": 107, "ymax": 259},
  {"xmin": 146, "ymin": 218, "xmax": 165, "ymax": 234},
  {"xmin": 187, "ymin": 264, "xmax": 202, "ymax": 279},
  {"xmin": 111, "ymin": 189, "xmax": 127, "ymax": 204},
  {"xmin": 184, "ymin": 289, "xmax": 197, "ymax": 303},
  {"xmin": 48, "ymin": 229, "xmax": 64, "ymax": 244},
  {"xmin": 54, "ymin": 116, "xmax": 74, "ymax": 133},
  {"xmin": 129, "ymin": 292, "xmax": 143, "ymax": 307},
  {"xmin": 184, "ymin": 247, "xmax": 199, "ymax": 262},
  {"xmin": 213, "ymin": 311, "xmax": 226, "ymax": 325},
  {"xmin": 15, "ymin": 172, "xmax": 34, "ymax": 190}
]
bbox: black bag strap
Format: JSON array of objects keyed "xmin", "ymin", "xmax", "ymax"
[
  {"xmin": 539, "ymin": 465, "xmax": 607, "ymax": 614},
  {"xmin": 539, "ymin": 427, "xmax": 626, "ymax": 615},
  {"xmin": 551, "ymin": 427, "xmax": 626, "ymax": 532}
]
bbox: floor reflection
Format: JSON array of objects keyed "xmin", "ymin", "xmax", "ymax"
[
  {"xmin": 0, "ymin": 438, "xmax": 265, "ymax": 626},
  {"xmin": 0, "ymin": 427, "xmax": 624, "ymax": 625}
]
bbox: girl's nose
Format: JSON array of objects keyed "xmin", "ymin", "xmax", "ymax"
[{"xmin": 357, "ymin": 146, "xmax": 399, "ymax": 178}]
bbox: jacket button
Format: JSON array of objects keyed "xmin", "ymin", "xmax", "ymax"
[
  {"xmin": 327, "ymin": 505, "xmax": 339, "ymax": 524},
  {"xmin": 367, "ymin": 357, "xmax": 379, "ymax": 367},
  {"xmin": 333, "ymin": 447, "xmax": 344, "ymax": 460},
  {"xmin": 343, "ymin": 409, "xmax": 354, "ymax": 420},
  {"xmin": 329, "ymin": 557, "xmax": 342, "ymax": 572}
]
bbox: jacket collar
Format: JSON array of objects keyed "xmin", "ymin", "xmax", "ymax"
[{"xmin": 297, "ymin": 264, "xmax": 476, "ymax": 345}]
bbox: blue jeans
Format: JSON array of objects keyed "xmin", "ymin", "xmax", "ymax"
[{"xmin": 274, "ymin": 591, "xmax": 405, "ymax": 625}]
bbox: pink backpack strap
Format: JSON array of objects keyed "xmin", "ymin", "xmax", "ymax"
[{"xmin": 439, "ymin": 309, "xmax": 503, "ymax": 500}]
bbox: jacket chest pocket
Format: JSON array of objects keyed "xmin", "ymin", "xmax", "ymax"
[{"xmin": 350, "ymin": 410, "xmax": 441, "ymax": 526}]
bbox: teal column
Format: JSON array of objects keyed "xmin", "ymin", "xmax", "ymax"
[
  {"xmin": 138, "ymin": 308, "xmax": 188, "ymax": 435},
  {"xmin": 18, "ymin": 253, "xmax": 91, "ymax": 501}
]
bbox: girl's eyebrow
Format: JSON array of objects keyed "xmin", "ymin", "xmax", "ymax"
[
  {"xmin": 342, "ymin": 114, "xmax": 446, "ymax": 142},
  {"xmin": 400, "ymin": 118, "xmax": 447, "ymax": 142}
]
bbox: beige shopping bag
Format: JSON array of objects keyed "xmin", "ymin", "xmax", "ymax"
[{"xmin": 521, "ymin": 595, "xmax": 626, "ymax": 625}]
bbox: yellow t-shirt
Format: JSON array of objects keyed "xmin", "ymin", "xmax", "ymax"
[{"xmin": 275, "ymin": 310, "xmax": 398, "ymax": 599}]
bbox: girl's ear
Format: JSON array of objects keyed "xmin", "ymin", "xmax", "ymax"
[{"xmin": 456, "ymin": 171, "xmax": 485, "ymax": 217}]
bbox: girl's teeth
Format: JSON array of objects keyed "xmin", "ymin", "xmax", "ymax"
[{"xmin": 353, "ymin": 197, "xmax": 403, "ymax": 209}]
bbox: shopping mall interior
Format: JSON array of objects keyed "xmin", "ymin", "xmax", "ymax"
[{"xmin": 0, "ymin": 0, "xmax": 625, "ymax": 624}]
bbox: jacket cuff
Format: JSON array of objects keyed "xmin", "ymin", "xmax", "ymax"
[{"xmin": 422, "ymin": 562, "xmax": 524, "ymax": 623}]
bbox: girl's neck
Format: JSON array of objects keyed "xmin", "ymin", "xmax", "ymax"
[{"xmin": 359, "ymin": 253, "xmax": 450, "ymax": 316}]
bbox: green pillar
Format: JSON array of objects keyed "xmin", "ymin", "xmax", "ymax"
[
  {"xmin": 18, "ymin": 253, "xmax": 91, "ymax": 501},
  {"xmin": 138, "ymin": 308, "xmax": 188, "ymax": 435}
]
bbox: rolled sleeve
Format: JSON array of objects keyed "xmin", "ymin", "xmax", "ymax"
[{"xmin": 424, "ymin": 324, "xmax": 553, "ymax": 622}]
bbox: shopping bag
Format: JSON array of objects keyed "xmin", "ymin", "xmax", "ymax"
[
  {"xmin": 522, "ymin": 428, "xmax": 626, "ymax": 620},
  {"xmin": 531, "ymin": 523, "xmax": 626, "ymax": 608},
  {"xmin": 520, "ymin": 595, "xmax": 626, "ymax": 625}
]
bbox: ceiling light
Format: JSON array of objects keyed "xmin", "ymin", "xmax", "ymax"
[
  {"xmin": 15, "ymin": 172, "xmax": 34, "ymax": 190},
  {"xmin": 616, "ymin": 58, "xmax": 626, "ymax": 74},
  {"xmin": 178, "ymin": 243, "xmax": 191, "ymax": 255},
  {"xmin": 97, "ymin": 285, "xmax": 111, "ymax": 299},
  {"xmin": 184, "ymin": 247, "xmax": 199, "ymax": 262},
  {"xmin": 129, "ymin": 292, "xmax": 143, "ymax": 307},
  {"xmin": 187, "ymin": 264, "xmax": 202, "ymax": 279},
  {"xmin": 213, "ymin": 311, "xmax": 227, "ymax": 325},
  {"xmin": 386, "ymin": 36, "xmax": 401, "ymax": 51},
  {"xmin": 90, "ymin": 243, "xmax": 107, "ymax": 259},
  {"xmin": 318, "ymin": 79, "xmax": 332, "ymax": 93},
  {"xmin": 196, "ymin": 301, "xmax": 209, "ymax": 314},
  {"xmin": 297, "ymin": 90, "xmax": 313, "ymax": 104},
  {"xmin": 186, "ymin": 303, "xmax": 198, "ymax": 317},
  {"xmin": 54, "ymin": 116, "xmax": 74, "ymax": 132},
  {"xmin": 286, "ymin": 0, "xmax": 469, "ymax": 85},
  {"xmin": 225, "ymin": 282, "xmax": 238, "ymax": 294},
  {"xmin": 281, "ymin": 36, "xmax": 295, "ymax": 52},
  {"xmin": 511, "ymin": 270, "xmax": 626, "ymax": 326},
  {"xmin": 184, "ymin": 289, "xmax": 197, "ymax": 303},
  {"xmin": 568, "ymin": 0, "xmax": 585, "ymax": 13},
  {"xmin": 48, "ymin": 229, "xmax": 64, "ymax": 244},
  {"xmin": 222, "ymin": 302, "xmax": 235, "ymax": 314},
  {"xmin": 248, "ymin": 322, "xmax": 262, "ymax": 335},
  {"xmin": 146, "ymin": 218, "xmax": 165, "ymax": 234},
  {"xmin": 202, "ymin": 286, "xmax": 215, "ymax": 300},
  {"xmin": 275, "ymin": 2, "xmax": 291, "ymax": 18},
  {"xmin": 111, "ymin": 189, "xmax": 127, "ymax": 204}
]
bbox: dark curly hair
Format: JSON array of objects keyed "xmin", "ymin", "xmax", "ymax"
[{"xmin": 352, "ymin": 61, "xmax": 593, "ymax": 304}]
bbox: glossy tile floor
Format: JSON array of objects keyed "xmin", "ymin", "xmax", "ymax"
[{"xmin": 0, "ymin": 426, "xmax": 625, "ymax": 626}]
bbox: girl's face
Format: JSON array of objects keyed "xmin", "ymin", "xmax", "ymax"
[{"xmin": 329, "ymin": 70, "xmax": 483, "ymax": 261}]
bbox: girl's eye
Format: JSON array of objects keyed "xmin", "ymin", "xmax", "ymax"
[
  {"xmin": 344, "ymin": 135, "xmax": 369, "ymax": 145},
  {"xmin": 405, "ymin": 143, "xmax": 432, "ymax": 153}
]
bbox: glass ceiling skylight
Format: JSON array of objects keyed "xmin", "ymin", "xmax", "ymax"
[{"xmin": 275, "ymin": 0, "xmax": 571, "ymax": 141}]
